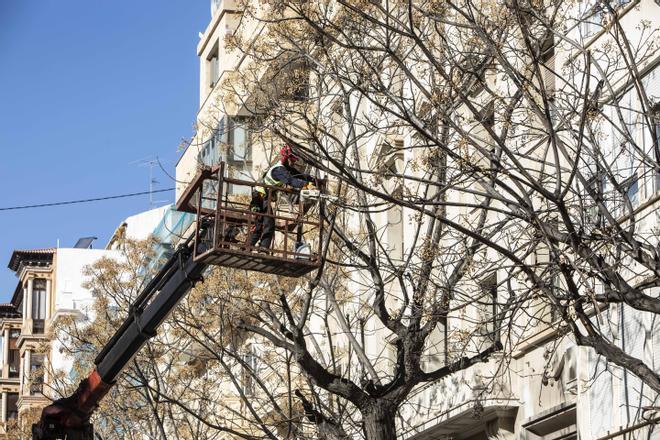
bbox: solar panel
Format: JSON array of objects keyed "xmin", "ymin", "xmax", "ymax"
[{"xmin": 74, "ymin": 237, "xmax": 98, "ymax": 249}]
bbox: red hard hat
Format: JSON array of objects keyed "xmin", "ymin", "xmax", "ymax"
[{"xmin": 280, "ymin": 144, "xmax": 299, "ymax": 163}]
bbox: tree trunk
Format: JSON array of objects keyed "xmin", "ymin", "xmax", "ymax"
[{"xmin": 363, "ymin": 404, "xmax": 397, "ymax": 440}]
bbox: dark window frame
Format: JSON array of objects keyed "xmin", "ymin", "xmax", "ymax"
[
  {"xmin": 478, "ymin": 273, "xmax": 499, "ymax": 344},
  {"xmin": 207, "ymin": 41, "xmax": 220, "ymax": 88}
]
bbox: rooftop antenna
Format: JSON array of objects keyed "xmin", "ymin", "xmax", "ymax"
[{"xmin": 129, "ymin": 156, "xmax": 169, "ymax": 208}]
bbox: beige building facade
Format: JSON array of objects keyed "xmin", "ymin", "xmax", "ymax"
[
  {"xmin": 175, "ymin": 0, "xmax": 660, "ymax": 439},
  {"xmin": 0, "ymin": 247, "xmax": 115, "ymax": 436}
]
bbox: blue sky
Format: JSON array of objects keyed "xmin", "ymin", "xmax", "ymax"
[{"xmin": 0, "ymin": 1, "xmax": 208, "ymax": 300}]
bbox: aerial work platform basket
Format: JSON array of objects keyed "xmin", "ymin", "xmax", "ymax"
[{"xmin": 176, "ymin": 162, "xmax": 323, "ymax": 277}]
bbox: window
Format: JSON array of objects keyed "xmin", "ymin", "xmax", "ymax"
[
  {"xmin": 241, "ymin": 346, "xmax": 257, "ymax": 396},
  {"xmin": 613, "ymin": 173, "xmax": 639, "ymax": 216},
  {"xmin": 200, "ymin": 131, "xmax": 220, "ymax": 166},
  {"xmin": 227, "ymin": 117, "xmax": 252, "ymax": 196},
  {"xmin": 625, "ymin": 175, "xmax": 639, "ymax": 207},
  {"xmin": 478, "ymin": 101, "xmax": 495, "ymax": 129},
  {"xmin": 578, "ymin": 1, "xmax": 603, "ymax": 39},
  {"xmin": 549, "ymin": 274, "xmax": 563, "ymax": 323},
  {"xmin": 8, "ymin": 330, "xmax": 19, "ymax": 378},
  {"xmin": 539, "ymin": 34, "xmax": 556, "ymax": 102},
  {"xmin": 585, "ymin": 174, "xmax": 605, "ymax": 227},
  {"xmin": 653, "ymin": 106, "xmax": 660, "ymax": 157},
  {"xmin": 460, "ymin": 54, "xmax": 490, "ymax": 98},
  {"xmin": 207, "ymin": 42, "xmax": 220, "ymax": 88},
  {"xmin": 227, "ymin": 118, "xmax": 251, "ymax": 163},
  {"xmin": 8, "ymin": 350, "xmax": 19, "ymax": 378},
  {"xmin": 199, "ymin": 118, "xmax": 226, "ymax": 167},
  {"xmin": 381, "ymin": 141, "xmax": 405, "ymax": 260},
  {"xmin": 32, "ymin": 279, "xmax": 47, "ymax": 333},
  {"xmin": 423, "ymin": 324, "xmax": 448, "ymax": 370},
  {"xmin": 29, "ymin": 353, "xmax": 45, "ymax": 395},
  {"xmin": 271, "ymin": 59, "xmax": 312, "ymax": 102},
  {"xmin": 6, "ymin": 393, "xmax": 18, "ymax": 420},
  {"xmin": 477, "ymin": 274, "xmax": 499, "ymax": 344},
  {"xmin": 197, "ymin": 116, "xmax": 252, "ymax": 195},
  {"xmin": 539, "ymin": 34, "xmax": 555, "ymax": 63},
  {"xmin": 607, "ymin": 173, "xmax": 638, "ymax": 217},
  {"xmin": 281, "ymin": 64, "xmax": 310, "ymax": 101},
  {"xmin": 653, "ymin": 105, "xmax": 660, "ymax": 193}
]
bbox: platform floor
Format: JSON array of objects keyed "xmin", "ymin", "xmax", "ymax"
[{"xmin": 198, "ymin": 247, "xmax": 319, "ymax": 277}]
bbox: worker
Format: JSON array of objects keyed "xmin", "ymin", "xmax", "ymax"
[
  {"xmin": 248, "ymin": 185, "xmax": 269, "ymax": 247},
  {"xmin": 249, "ymin": 144, "xmax": 316, "ymax": 249}
]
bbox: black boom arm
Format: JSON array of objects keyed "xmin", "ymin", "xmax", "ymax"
[{"xmin": 32, "ymin": 237, "xmax": 208, "ymax": 440}]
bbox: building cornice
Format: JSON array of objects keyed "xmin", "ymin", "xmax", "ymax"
[
  {"xmin": 8, "ymin": 248, "xmax": 54, "ymax": 272},
  {"xmin": 0, "ymin": 320, "xmax": 22, "ymax": 332},
  {"xmin": 197, "ymin": 3, "xmax": 240, "ymax": 56},
  {"xmin": 17, "ymin": 334, "xmax": 47, "ymax": 352}
]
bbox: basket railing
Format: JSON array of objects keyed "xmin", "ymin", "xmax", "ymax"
[{"xmin": 183, "ymin": 162, "xmax": 322, "ymax": 267}]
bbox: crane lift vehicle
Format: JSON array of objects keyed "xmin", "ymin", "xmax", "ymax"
[{"xmin": 32, "ymin": 162, "xmax": 325, "ymax": 440}]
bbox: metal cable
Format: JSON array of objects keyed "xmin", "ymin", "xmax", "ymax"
[{"xmin": 0, "ymin": 189, "xmax": 174, "ymax": 211}]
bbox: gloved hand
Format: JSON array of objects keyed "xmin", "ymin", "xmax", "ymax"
[{"xmin": 304, "ymin": 182, "xmax": 316, "ymax": 190}]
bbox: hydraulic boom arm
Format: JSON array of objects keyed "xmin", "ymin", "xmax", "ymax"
[{"xmin": 32, "ymin": 237, "xmax": 208, "ymax": 440}]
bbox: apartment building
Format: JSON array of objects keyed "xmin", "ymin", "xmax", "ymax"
[
  {"xmin": 180, "ymin": 0, "xmax": 660, "ymax": 439},
  {"xmin": 0, "ymin": 246, "xmax": 114, "ymax": 436},
  {"xmin": 0, "ymin": 304, "xmax": 21, "ymax": 429},
  {"xmin": 0, "ymin": 205, "xmax": 185, "ymax": 436}
]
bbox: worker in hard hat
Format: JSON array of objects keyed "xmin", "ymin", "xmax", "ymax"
[{"xmin": 248, "ymin": 145, "xmax": 316, "ymax": 249}]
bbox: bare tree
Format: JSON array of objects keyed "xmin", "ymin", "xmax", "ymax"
[
  {"xmin": 208, "ymin": 0, "xmax": 660, "ymax": 437},
  {"xmin": 54, "ymin": 0, "xmax": 659, "ymax": 438}
]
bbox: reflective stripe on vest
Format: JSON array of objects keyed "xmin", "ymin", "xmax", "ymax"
[{"xmin": 263, "ymin": 164, "xmax": 284, "ymax": 187}]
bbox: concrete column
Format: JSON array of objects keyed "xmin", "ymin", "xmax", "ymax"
[
  {"xmin": 43, "ymin": 356, "xmax": 49, "ymax": 399},
  {"xmin": 45, "ymin": 278, "xmax": 52, "ymax": 321},
  {"xmin": 22, "ymin": 286, "xmax": 26, "ymax": 318},
  {"xmin": 1, "ymin": 392, "xmax": 6, "ymax": 423},
  {"xmin": 24, "ymin": 350, "xmax": 31, "ymax": 395},
  {"xmin": 2, "ymin": 329, "xmax": 8, "ymax": 380},
  {"xmin": 26, "ymin": 278, "xmax": 34, "ymax": 320},
  {"xmin": 18, "ymin": 354, "xmax": 23, "ymax": 395}
]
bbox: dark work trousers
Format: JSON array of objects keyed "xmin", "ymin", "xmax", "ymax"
[
  {"xmin": 258, "ymin": 214, "xmax": 275, "ymax": 248},
  {"xmin": 248, "ymin": 205, "xmax": 275, "ymax": 248},
  {"xmin": 248, "ymin": 217, "xmax": 263, "ymax": 246}
]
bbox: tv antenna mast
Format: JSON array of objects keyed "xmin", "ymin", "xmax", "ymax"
[{"xmin": 129, "ymin": 156, "xmax": 169, "ymax": 208}]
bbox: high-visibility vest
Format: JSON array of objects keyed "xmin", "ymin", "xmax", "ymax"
[{"xmin": 263, "ymin": 164, "xmax": 285, "ymax": 187}]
